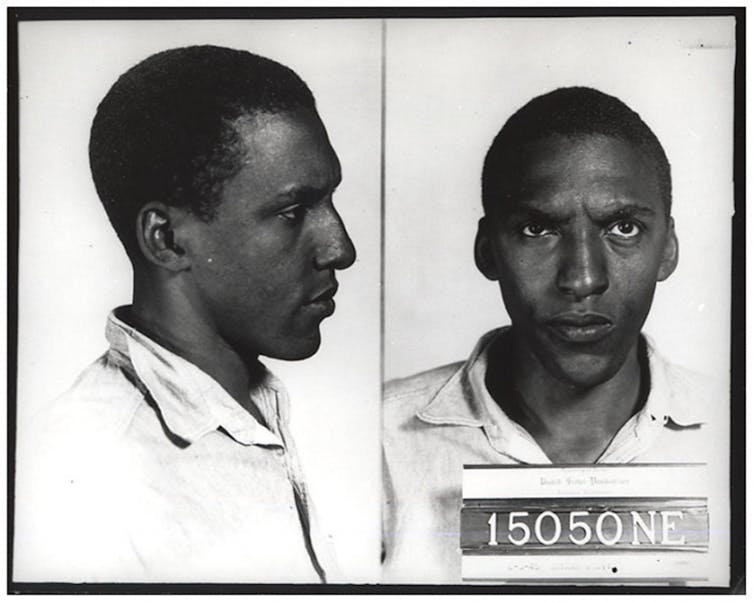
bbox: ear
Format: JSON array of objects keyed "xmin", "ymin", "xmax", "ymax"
[
  {"xmin": 474, "ymin": 217, "xmax": 500, "ymax": 281},
  {"xmin": 135, "ymin": 202, "xmax": 192, "ymax": 272},
  {"xmin": 657, "ymin": 216, "xmax": 679, "ymax": 282}
]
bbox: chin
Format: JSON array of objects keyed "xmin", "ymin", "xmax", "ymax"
[
  {"xmin": 264, "ymin": 332, "xmax": 322, "ymax": 361},
  {"xmin": 547, "ymin": 353, "xmax": 626, "ymax": 390}
]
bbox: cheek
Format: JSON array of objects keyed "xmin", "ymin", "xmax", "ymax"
[
  {"xmin": 610, "ymin": 249, "xmax": 662, "ymax": 290},
  {"xmin": 226, "ymin": 243, "xmax": 313, "ymax": 313},
  {"xmin": 606, "ymin": 254, "xmax": 661, "ymax": 324},
  {"xmin": 192, "ymin": 239, "xmax": 273, "ymax": 302},
  {"xmin": 498, "ymin": 270, "xmax": 549, "ymax": 321},
  {"xmin": 497, "ymin": 246, "xmax": 556, "ymax": 307}
]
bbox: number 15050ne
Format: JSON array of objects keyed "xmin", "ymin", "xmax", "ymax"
[{"xmin": 487, "ymin": 510, "xmax": 687, "ymax": 547}]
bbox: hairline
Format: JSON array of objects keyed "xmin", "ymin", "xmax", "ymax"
[{"xmin": 482, "ymin": 131, "xmax": 672, "ymax": 219}]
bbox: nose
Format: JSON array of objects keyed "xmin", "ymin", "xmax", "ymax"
[
  {"xmin": 313, "ymin": 204, "xmax": 356, "ymax": 271},
  {"xmin": 556, "ymin": 230, "xmax": 608, "ymax": 299}
]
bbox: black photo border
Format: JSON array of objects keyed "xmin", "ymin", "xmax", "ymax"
[{"xmin": 7, "ymin": 5, "xmax": 745, "ymax": 595}]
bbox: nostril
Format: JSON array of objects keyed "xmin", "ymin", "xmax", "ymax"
[{"xmin": 557, "ymin": 260, "xmax": 608, "ymax": 298}]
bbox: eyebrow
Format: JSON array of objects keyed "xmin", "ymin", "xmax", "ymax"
[
  {"xmin": 503, "ymin": 202, "xmax": 657, "ymax": 224},
  {"xmin": 597, "ymin": 203, "xmax": 657, "ymax": 219},
  {"xmin": 276, "ymin": 180, "xmax": 341, "ymax": 207}
]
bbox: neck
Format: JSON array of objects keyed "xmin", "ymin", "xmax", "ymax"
[
  {"xmin": 129, "ymin": 270, "xmax": 266, "ymax": 424},
  {"xmin": 487, "ymin": 329, "xmax": 644, "ymax": 463}
]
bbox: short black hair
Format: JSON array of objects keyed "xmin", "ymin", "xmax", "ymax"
[
  {"xmin": 89, "ymin": 45, "xmax": 317, "ymax": 259},
  {"xmin": 481, "ymin": 86, "xmax": 672, "ymax": 216}
]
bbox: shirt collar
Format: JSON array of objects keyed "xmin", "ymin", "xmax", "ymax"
[
  {"xmin": 642, "ymin": 333, "xmax": 709, "ymax": 427},
  {"xmin": 417, "ymin": 327, "xmax": 707, "ymax": 438},
  {"xmin": 416, "ymin": 330, "xmax": 495, "ymax": 428},
  {"xmin": 105, "ymin": 307, "xmax": 287, "ymax": 448}
]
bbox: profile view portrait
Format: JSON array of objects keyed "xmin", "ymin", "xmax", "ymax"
[
  {"xmin": 382, "ymin": 87, "xmax": 727, "ymax": 583},
  {"xmin": 14, "ymin": 45, "xmax": 355, "ymax": 583}
]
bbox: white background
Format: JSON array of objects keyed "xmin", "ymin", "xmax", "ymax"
[
  {"xmin": 17, "ymin": 19, "xmax": 382, "ymax": 583},
  {"xmin": 384, "ymin": 17, "xmax": 735, "ymax": 385}
]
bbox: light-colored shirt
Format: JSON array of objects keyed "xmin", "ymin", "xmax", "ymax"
[
  {"xmin": 382, "ymin": 328, "xmax": 727, "ymax": 583},
  {"xmin": 14, "ymin": 308, "xmax": 337, "ymax": 583}
]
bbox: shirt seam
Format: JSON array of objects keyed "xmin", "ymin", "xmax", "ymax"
[{"xmin": 118, "ymin": 390, "xmax": 147, "ymax": 438}]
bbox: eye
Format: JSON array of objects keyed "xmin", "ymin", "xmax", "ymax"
[
  {"xmin": 277, "ymin": 204, "xmax": 307, "ymax": 223},
  {"xmin": 607, "ymin": 220, "xmax": 641, "ymax": 239},
  {"xmin": 522, "ymin": 222, "xmax": 555, "ymax": 237}
]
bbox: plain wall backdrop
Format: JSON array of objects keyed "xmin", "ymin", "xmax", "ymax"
[{"xmin": 16, "ymin": 19, "xmax": 382, "ymax": 583}]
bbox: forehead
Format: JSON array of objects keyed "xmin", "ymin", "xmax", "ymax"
[
  {"xmin": 494, "ymin": 134, "xmax": 663, "ymax": 215},
  {"xmin": 226, "ymin": 109, "xmax": 340, "ymax": 200}
]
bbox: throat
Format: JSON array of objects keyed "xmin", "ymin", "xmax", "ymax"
[
  {"xmin": 486, "ymin": 333, "xmax": 648, "ymax": 463},
  {"xmin": 123, "ymin": 304, "xmax": 267, "ymax": 425},
  {"xmin": 529, "ymin": 420, "xmax": 625, "ymax": 464}
]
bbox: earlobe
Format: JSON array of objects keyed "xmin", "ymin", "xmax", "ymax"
[
  {"xmin": 136, "ymin": 203, "xmax": 191, "ymax": 272},
  {"xmin": 474, "ymin": 217, "xmax": 500, "ymax": 281},
  {"xmin": 657, "ymin": 217, "xmax": 679, "ymax": 282}
]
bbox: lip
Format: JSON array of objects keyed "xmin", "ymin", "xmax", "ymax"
[
  {"xmin": 307, "ymin": 282, "xmax": 338, "ymax": 304},
  {"xmin": 304, "ymin": 298, "xmax": 336, "ymax": 317},
  {"xmin": 303, "ymin": 282, "xmax": 338, "ymax": 317},
  {"xmin": 545, "ymin": 312, "xmax": 614, "ymax": 344}
]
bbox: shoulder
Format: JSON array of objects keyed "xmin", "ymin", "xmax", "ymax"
[
  {"xmin": 31, "ymin": 353, "xmax": 146, "ymax": 453},
  {"xmin": 385, "ymin": 362, "xmax": 463, "ymax": 400},
  {"xmin": 647, "ymin": 341, "xmax": 727, "ymax": 426},
  {"xmin": 383, "ymin": 362, "xmax": 463, "ymax": 426},
  {"xmin": 664, "ymin": 361, "xmax": 725, "ymax": 399},
  {"xmin": 15, "ymin": 352, "xmax": 167, "ymax": 581}
]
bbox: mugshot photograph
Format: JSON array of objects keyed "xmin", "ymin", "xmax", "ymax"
[
  {"xmin": 382, "ymin": 17, "xmax": 734, "ymax": 585},
  {"xmin": 13, "ymin": 20, "xmax": 382, "ymax": 584},
  {"xmin": 9, "ymin": 9, "xmax": 741, "ymax": 593}
]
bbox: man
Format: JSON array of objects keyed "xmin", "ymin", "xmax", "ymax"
[
  {"xmin": 14, "ymin": 45, "xmax": 355, "ymax": 583},
  {"xmin": 382, "ymin": 87, "xmax": 725, "ymax": 583}
]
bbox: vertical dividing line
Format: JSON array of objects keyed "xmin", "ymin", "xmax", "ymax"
[
  {"xmin": 379, "ymin": 19, "xmax": 386, "ymax": 395},
  {"xmin": 378, "ymin": 17, "xmax": 387, "ymax": 573}
]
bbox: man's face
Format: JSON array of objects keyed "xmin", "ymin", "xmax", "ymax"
[
  {"xmin": 181, "ymin": 109, "xmax": 355, "ymax": 361},
  {"xmin": 478, "ymin": 134, "xmax": 677, "ymax": 387}
]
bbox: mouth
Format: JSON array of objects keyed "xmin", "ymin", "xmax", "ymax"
[
  {"xmin": 303, "ymin": 282, "xmax": 339, "ymax": 317},
  {"xmin": 545, "ymin": 312, "xmax": 614, "ymax": 344}
]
